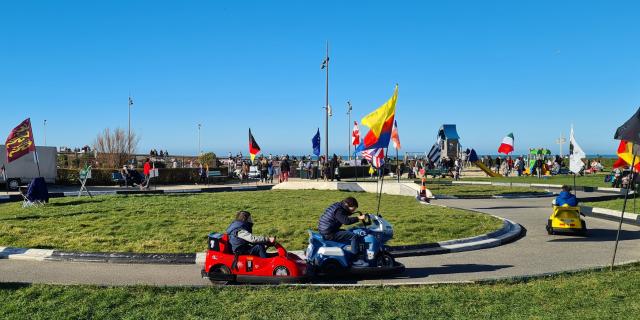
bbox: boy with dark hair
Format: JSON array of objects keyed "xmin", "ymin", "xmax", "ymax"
[
  {"xmin": 318, "ymin": 197, "xmax": 367, "ymax": 266},
  {"xmin": 226, "ymin": 211, "xmax": 275, "ymax": 258}
]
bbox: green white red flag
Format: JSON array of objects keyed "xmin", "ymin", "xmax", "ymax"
[{"xmin": 498, "ymin": 133, "xmax": 514, "ymax": 154}]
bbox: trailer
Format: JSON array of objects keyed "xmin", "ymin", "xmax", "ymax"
[{"xmin": 0, "ymin": 146, "xmax": 57, "ymax": 190}]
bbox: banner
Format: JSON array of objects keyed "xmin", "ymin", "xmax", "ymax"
[
  {"xmin": 5, "ymin": 118, "xmax": 36, "ymax": 163},
  {"xmin": 312, "ymin": 128, "xmax": 321, "ymax": 156},
  {"xmin": 569, "ymin": 126, "xmax": 586, "ymax": 174}
]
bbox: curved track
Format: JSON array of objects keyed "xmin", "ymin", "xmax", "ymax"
[{"xmin": 2, "ymin": 192, "xmax": 639, "ymax": 286}]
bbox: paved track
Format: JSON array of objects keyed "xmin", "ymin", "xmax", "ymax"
[{"xmin": 2, "ymin": 193, "xmax": 639, "ymax": 286}]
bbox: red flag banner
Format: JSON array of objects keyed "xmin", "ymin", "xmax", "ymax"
[{"xmin": 5, "ymin": 118, "xmax": 36, "ymax": 163}]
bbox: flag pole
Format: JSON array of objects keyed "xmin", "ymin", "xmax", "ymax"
[
  {"xmin": 611, "ymin": 146, "xmax": 637, "ymax": 270},
  {"xmin": 376, "ymin": 149, "xmax": 388, "ymax": 215},
  {"xmin": 396, "ymin": 147, "xmax": 400, "ymax": 183},
  {"xmin": 34, "ymin": 148, "xmax": 42, "ymax": 177}
]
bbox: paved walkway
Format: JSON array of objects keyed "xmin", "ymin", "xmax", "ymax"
[{"xmin": 2, "ymin": 194, "xmax": 639, "ymax": 286}]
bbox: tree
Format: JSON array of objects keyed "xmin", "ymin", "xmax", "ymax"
[
  {"xmin": 93, "ymin": 128, "xmax": 140, "ymax": 168},
  {"xmin": 198, "ymin": 152, "xmax": 217, "ymax": 168}
]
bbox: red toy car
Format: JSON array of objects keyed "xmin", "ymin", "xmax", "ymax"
[{"xmin": 201, "ymin": 232, "xmax": 308, "ymax": 284}]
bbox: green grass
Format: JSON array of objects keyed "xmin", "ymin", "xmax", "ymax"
[
  {"xmin": 584, "ymin": 197, "xmax": 640, "ymax": 213},
  {"xmin": 2, "ymin": 264, "xmax": 640, "ymax": 319},
  {"xmin": 424, "ymin": 183, "xmax": 547, "ymax": 197},
  {"xmin": 462, "ymin": 174, "xmax": 610, "ymax": 188},
  {"xmin": 0, "ymin": 190, "xmax": 502, "ymax": 253}
]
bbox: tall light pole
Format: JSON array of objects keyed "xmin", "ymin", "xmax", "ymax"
[
  {"xmin": 43, "ymin": 119, "xmax": 47, "ymax": 146},
  {"xmin": 321, "ymin": 41, "xmax": 330, "ymax": 161},
  {"xmin": 128, "ymin": 95, "xmax": 134, "ymax": 157},
  {"xmin": 198, "ymin": 124, "xmax": 202, "ymax": 155},
  {"xmin": 347, "ymin": 101, "xmax": 352, "ymax": 161},
  {"xmin": 556, "ymin": 133, "xmax": 566, "ymax": 157}
]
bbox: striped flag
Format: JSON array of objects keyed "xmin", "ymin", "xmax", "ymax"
[
  {"xmin": 498, "ymin": 133, "xmax": 514, "ymax": 154},
  {"xmin": 391, "ymin": 120, "xmax": 401, "ymax": 150},
  {"xmin": 248, "ymin": 129, "xmax": 261, "ymax": 162},
  {"xmin": 427, "ymin": 143, "xmax": 441, "ymax": 164},
  {"xmin": 361, "ymin": 148, "xmax": 385, "ymax": 168}
]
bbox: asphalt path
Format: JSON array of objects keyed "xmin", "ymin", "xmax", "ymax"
[{"xmin": 2, "ymin": 193, "xmax": 639, "ymax": 286}]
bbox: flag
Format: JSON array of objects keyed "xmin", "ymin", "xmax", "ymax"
[
  {"xmin": 569, "ymin": 126, "xmax": 586, "ymax": 174},
  {"xmin": 352, "ymin": 121, "xmax": 360, "ymax": 146},
  {"xmin": 391, "ymin": 120, "xmax": 401, "ymax": 150},
  {"xmin": 613, "ymin": 140, "xmax": 640, "ymax": 172},
  {"xmin": 498, "ymin": 133, "xmax": 514, "ymax": 154},
  {"xmin": 614, "ymin": 107, "xmax": 640, "ymax": 145},
  {"xmin": 248, "ymin": 129, "xmax": 261, "ymax": 162},
  {"xmin": 361, "ymin": 148, "xmax": 385, "ymax": 168},
  {"xmin": 361, "ymin": 85, "xmax": 398, "ymax": 150},
  {"xmin": 312, "ymin": 128, "xmax": 321, "ymax": 156},
  {"xmin": 5, "ymin": 118, "xmax": 36, "ymax": 163},
  {"xmin": 427, "ymin": 143, "xmax": 441, "ymax": 163}
]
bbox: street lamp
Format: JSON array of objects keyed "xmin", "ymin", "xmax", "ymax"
[
  {"xmin": 43, "ymin": 119, "xmax": 47, "ymax": 146},
  {"xmin": 198, "ymin": 124, "xmax": 202, "ymax": 155},
  {"xmin": 321, "ymin": 41, "xmax": 330, "ymax": 162},
  {"xmin": 347, "ymin": 101, "xmax": 352, "ymax": 161},
  {"xmin": 128, "ymin": 95, "xmax": 134, "ymax": 156},
  {"xmin": 556, "ymin": 133, "xmax": 566, "ymax": 157}
]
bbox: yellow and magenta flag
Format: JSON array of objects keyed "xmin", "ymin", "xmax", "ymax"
[{"xmin": 361, "ymin": 85, "xmax": 398, "ymax": 150}]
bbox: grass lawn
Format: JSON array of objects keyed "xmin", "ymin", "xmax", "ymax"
[
  {"xmin": 0, "ymin": 190, "xmax": 502, "ymax": 253},
  {"xmin": 2, "ymin": 264, "xmax": 640, "ymax": 319},
  {"xmin": 462, "ymin": 174, "xmax": 610, "ymax": 188},
  {"xmin": 584, "ymin": 197, "xmax": 640, "ymax": 213},
  {"xmin": 424, "ymin": 183, "xmax": 548, "ymax": 197}
]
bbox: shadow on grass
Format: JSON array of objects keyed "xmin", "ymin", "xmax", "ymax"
[
  {"xmin": 0, "ymin": 210, "xmax": 108, "ymax": 221},
  {"xmin": 0, "ymin": 282, "xmax": 32, "ymax": 290},
  {"xmin": 547, "ymin": 229, "xmax": 640, "ymax": 243},
  {"xmin": 50, "ymin": 199, "xmax": 106, "ymax": 206}
]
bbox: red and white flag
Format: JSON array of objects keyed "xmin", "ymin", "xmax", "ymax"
[
  {"xmin": 352, "ymin": 121, "xmax": 360, "ymax": 146},
  {"xmin": 391, "ymin": 120, "xmax": 401, "ymax": 150},
  {"xmin": 497, "ymin": 133, "xmax": 514, "ymax": 155},
  {"xmin": 362, "ymin": 148, "xmax": 385, "ymax": 168}
]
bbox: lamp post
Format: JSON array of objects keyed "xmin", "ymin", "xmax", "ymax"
[
  {"xmin": 43, "ymin": 119, "xmax": 47, "ymax": 146},
  {"xmin": 556, "ymin": 133, "xmax": 566, "ymax": 157},
  {"xmin": 321, "ymin": 41, "xmax": 330, "ymax": 162},
  {"xmin": 347, "ymin": 101, "xmax": 352, "ymax": 161},
  {"xmin": 128, "ymin": 95, "xmax": 134, "ymax": 157},
  {"xmin": 198, "ymin": 124, "xmax": 202, "ymax": 155}
]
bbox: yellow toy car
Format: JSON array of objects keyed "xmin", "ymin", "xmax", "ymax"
[{"xmin": 546, "ymin": 205, "xmax": 587, "ymax": 236}]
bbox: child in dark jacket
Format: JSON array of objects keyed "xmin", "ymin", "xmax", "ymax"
[{"xmin": 226, "ymin": 211, "xmax": 275, "ymax": 258}]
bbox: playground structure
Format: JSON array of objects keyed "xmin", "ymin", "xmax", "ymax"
[
  {"xmin": 438, "ymin": 124, "xmax": 461, "ymax": 161},
  {"xmin": 525, "ymin": 148, "xmax": 553, "ymax": 176}
]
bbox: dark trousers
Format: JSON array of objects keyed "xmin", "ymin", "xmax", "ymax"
[
  {"xmin": 236, "ymin": 244, "xmax": 267, "ymax": 258},
  {"xmin": 323, "ymin": 230, "xmax": 359, "ymax": 255}
]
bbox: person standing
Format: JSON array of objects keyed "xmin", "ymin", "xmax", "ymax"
[
  {"xmin": 267, "ymin": 159, "xmax": 274, "ymax": 183},
  {"xmin": 260, "ymin": 156, "xmax": 268, "ymax": 183},
  {"xmin": 141, "ymin": 158, "xmax": 151, "ymax": 190},
  {"xmin": 280, "ymin": 155, "xmax": 290, "ymax": 182}
]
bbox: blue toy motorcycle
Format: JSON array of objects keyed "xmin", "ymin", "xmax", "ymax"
[{"xmin": 306, "ymin": 213, "xmax": 405, "ymax": 276}]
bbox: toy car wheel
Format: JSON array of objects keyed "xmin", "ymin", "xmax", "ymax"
[
  {"xmin": 209, "ymin": 265, "xmax": 231, "ymax": 285},
  {"xmin": 273, "ymin": 266, "xmax": 290, "ymax": 277},
  {"xmin": 376, "ymin": 252, "xmax": 395, "ymax": 268},
  {"xmin": 321, "ymin": 260, "xmax": 344, "ymax": 276},
  {"xmin": 546, "ymin": 220, "xmax": 553, "ymax": 235}
]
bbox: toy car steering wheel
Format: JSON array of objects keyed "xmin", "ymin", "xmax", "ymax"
[{"xmin": 361, "ymin": 213, "xmax": 372, "ymax": 227}]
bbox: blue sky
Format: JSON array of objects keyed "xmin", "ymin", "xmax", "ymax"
[{"xmin": 1, "ymin": 1, "xmax": 639, "ymax": 156}]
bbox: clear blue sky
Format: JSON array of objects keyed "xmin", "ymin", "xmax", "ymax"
[{"xmin": 1, "ymin": 0, "xmax": 639, "ymax": 156}]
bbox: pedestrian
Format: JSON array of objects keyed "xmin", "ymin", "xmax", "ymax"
[
  {"xmin": 280, "ymin": 155, "xmax": 290, "ymax": 182},
  {"xmin": 267, "ymin": 159, "xmax": 274, "ymax": 183},
  {"xmin": 260, "ymin": 156, "xmax": 268, "ymax": 183},
  {"xmin": 141, "ymin": 158, "xmax": 151, "ymax": 190}
]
